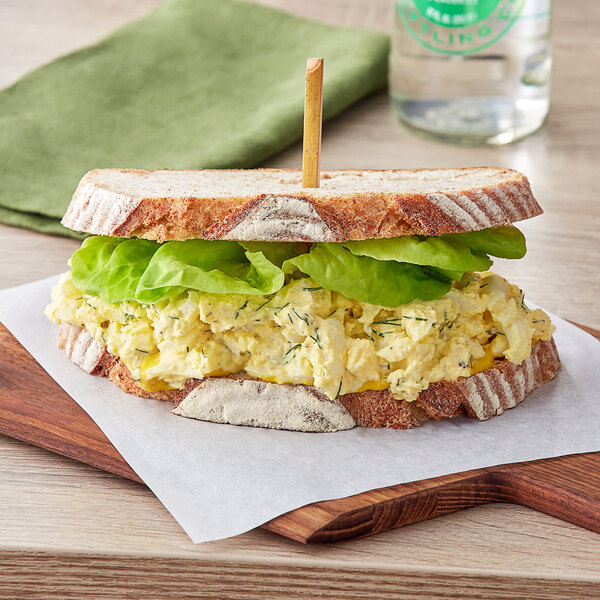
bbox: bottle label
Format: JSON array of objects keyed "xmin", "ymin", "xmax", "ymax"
[{"xmin": 396, "ymin": 0, "xmax": 527, "ymax": 55}]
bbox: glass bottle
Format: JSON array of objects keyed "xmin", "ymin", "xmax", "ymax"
[{"xmin": 390, "ymin": 0, "xmax": 552, "ymax": 145}]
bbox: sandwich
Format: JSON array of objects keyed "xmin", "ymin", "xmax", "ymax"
[{"xmin": 45, "ymin": 167, "xmax": 560, "ymax": 432}]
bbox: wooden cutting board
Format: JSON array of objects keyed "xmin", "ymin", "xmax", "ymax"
[{"xmin": 0, "ymin": 321, "xmax": 599, "ymax": 544}]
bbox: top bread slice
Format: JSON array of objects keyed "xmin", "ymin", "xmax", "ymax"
[{"xmin": 61, "ymin": 167, "xmax": 541, "ymax": 242}]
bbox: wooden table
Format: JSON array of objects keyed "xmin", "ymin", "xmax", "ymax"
[{"xmin": 1, "ymin": 1, "xmax": 599, "ymax": 598}]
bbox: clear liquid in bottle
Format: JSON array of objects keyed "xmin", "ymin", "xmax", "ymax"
[{"xmin": 390, "ymin": 0, "xmax": 552, "ymax": 145}]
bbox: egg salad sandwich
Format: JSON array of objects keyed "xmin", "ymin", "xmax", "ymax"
[{"xmin": 46, "ymin": 167, "xmax": 560, "ymax": 432}]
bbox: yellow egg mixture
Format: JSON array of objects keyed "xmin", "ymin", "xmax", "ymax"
[{"xmin": 46, "ymin": 271, "xmax": 554, "ymax": 401}]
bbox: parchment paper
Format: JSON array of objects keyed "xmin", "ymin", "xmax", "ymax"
[{"xmin": 0, "ymin": 276, "xmax": 598, "ymax": 543}]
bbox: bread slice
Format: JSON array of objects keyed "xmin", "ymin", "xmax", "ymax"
[
  {"xmin": 61, "ymin": 168, "xmax": 540, "ymax": 242},
  {"xmin": 58, "ymin": 323, "xmax": 560, "ymax": 433}
]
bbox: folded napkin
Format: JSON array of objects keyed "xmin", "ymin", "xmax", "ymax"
[{"xmin": 0, "ymin": 0, "xmax": 389, "ymax": 237}]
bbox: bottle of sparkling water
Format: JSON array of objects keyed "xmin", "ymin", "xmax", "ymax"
[{"xmin": 390, "ymin": 0, "xmax": 552, "ymax": 145}]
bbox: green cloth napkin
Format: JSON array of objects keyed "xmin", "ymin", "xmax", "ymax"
[{"xmin": 0, "ymin": 0, "xmax": 389, "ymax": 238}]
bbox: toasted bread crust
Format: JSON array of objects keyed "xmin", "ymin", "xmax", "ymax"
[
  {"xmin": 61, "ymin": 168, "xmax": 541, "ymax": 242},
  {"xmin": 340, "ymin": 338, "xmax": 560, "ymax": 428},
  {"xmin": 58, "ymin": 324, "xmax": 560, "ymax": 431}
]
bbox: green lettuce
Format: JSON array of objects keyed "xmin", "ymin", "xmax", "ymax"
[
  {"xmin": 135, "ymin": 240, "xmax": 284, "ymax": 303},
  {"xmin": 341, "ymin": 225, "xmax": 525, "ymax": 266},
  {"xmin": 238, "ymin": 241, "xmax": 310, "ymax": 268},
  {"xmin": 341, "ymin": 235, "xmax": 493, "ymax": 272},
  {"xmin": 283, "ymin": 244, "xmax": 452, "ymax": 307},
  {"xmin": 71, "ymin": 236, "xmax": 160, "ymax": 303},
  {"xmin": 71, "ymin": 236, "xmax": 285, "ymax": 304},
  {"xmin": 443, "ymin": 225, "xmax": 526, "ymax": 259},
  {"xmin": 69, "ymin": 226, "xmax": 526, "ymax": 307}
]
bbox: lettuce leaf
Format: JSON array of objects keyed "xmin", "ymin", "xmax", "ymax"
[
  {"xmin": 340, "ymin": 225, "xmax": 525, "ymax": 268},
  {"xmin": 71, "ymin": 236, "xmax": 160, "ymax": 303},
  {"xmin": 69, "ymin": 226, "xmax": 526, "ymax": 308},
  {"xmin": 135, "ymin": 240, "xmax": 284, "ymax": 303},
  {"xmin": 283, "ymin": 243, "xmax": 451, "ymax": 307},
  {"xmin": 238, "ymin": 241, "xmax": 310, "ymax": 267},
  {"xmin": 341, "ymin": 235, "xmax": 492, "ymax": 272},
  {"xmin": 71, "ymin": 237, "xmax": 284, "ymax": 304},
  {"xmin": 443, "ymin": 225, "xmax": 526, "ymax": 259}
]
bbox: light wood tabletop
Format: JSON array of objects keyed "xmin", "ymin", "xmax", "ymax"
[{"xmin": 1, "ymin": 1, "xmax": 599, "ymax": 598}]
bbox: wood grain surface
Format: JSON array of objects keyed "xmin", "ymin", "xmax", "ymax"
[
  {"xmin": 1, "ymin": 0, "xmax": 600, "ymax": 598},
  {"xmin": 0, "ymin": 323, "xmax": 141, "ymax": 483},
  {"xmin": 1, "ymin": 320, "xmax": 598, "ymax": 546},
  {"xmin": 265, "ymin": 453, "xmax": 600, "ymax": 543}
]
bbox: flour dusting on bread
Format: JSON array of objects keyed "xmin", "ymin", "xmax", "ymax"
[
  {"xmin": 221, "ymin": 194, "xmax": 339, "ymax": 242},
  {"xmin": 62, "ymin": 181, "xmax": 142, "ymax": 236},
  {"xmin": 58, "ymin": 322, "xmax": 108, "ymax": 374},
  {"xmin": 174, "ymin": 377, "xmax": 356, "ymax": 432}
]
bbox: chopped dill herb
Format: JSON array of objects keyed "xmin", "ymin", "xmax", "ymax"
[
  {"xmin": 169, "ymin": 315, "xmax": 179, "ymax": 320},
  {"xmin": 234, "ymin": 300, "xmax": 248, "ymax": 320},
  {"xmin": 273, "ymin": 302, "xmax": 289, "ymax": 315},
  {"xmin": 292, "ymin": 308, "xmax": 309, "ymax": 325},
  {"xmin": 533, "ymin": 319, "xmax": 545, "ymax": 324},
  {"xmin": 256, "ymin": 299, "xmax": 271, "ymax": 311},
  {"xmin": 334, "ymin": 377, "xmax": 343, "ymax": 400},
  {"xmin": 373, "ymin": 319, "xmax": 403, "ymax": 326},
  {"xmin": 403, "ymin": 316, "xmax": 427, "ymax": 321},
  {"xmin": 438, "ymin": 311, "xmax": 451, "ymax": 334},
  {"xmin": 371, "ymin": 328, "xmax": 392, "ymax": 338},
  {"xmin": 285, "ymin": 343, "xmax": 302, "ymax": 356},
  {"xmin": 186, "ymin": 346, "xmax": 190, "ymax": 352},
  {"xmin": 136, "ymin": 348, "xmax": 148, "ymax": 353},
  {"xmin": 309, "ymin": 333, "xmax": 322, "ymax": 349},
  {"xmin": 326, "ymin": 309, "xmax": 337, "ymax": 318},
  {"xmin": 303, "ymin": 286, "xmax": 323, "ymax": 291},
  {"xmin": 84, "ymin": 301, "xmax": 96, "ymax": 309}
]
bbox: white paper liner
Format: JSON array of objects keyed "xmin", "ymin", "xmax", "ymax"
[{"xmin": 0, "ymin": 275, "xmax": 598, "ymax": 543}]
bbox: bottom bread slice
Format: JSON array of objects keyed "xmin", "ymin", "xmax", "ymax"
[{"xmin": 57, "ymin": 323, "xmax": 560, "ymax": 433}]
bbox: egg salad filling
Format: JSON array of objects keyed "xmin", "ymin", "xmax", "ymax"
[{"xmin": 46, "ymin": 271, "xmax": 554, "ymax": 402}]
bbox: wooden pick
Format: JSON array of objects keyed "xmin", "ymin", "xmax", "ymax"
[{"xmin": 302, "ymin": 58, "xmax": 324, "ymax": 188}]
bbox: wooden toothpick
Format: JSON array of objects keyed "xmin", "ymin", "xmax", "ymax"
[{"xmin": 302, "ymin": 58, "xmax": 323, "ymax": 188}]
